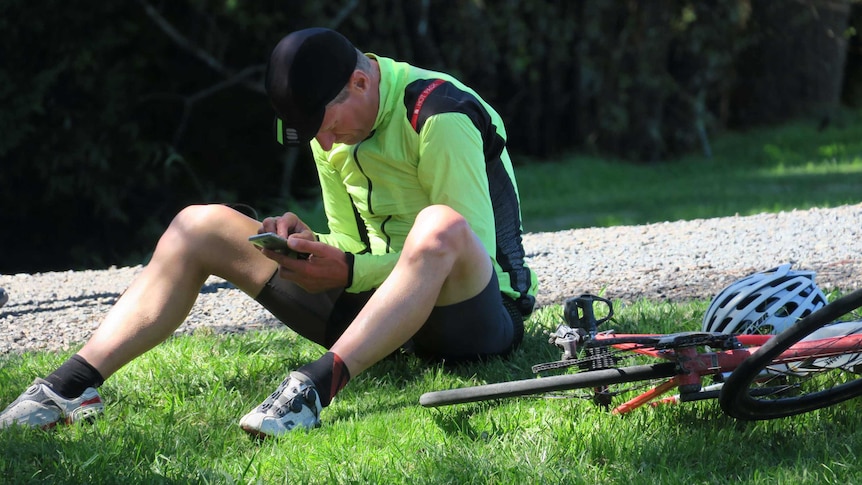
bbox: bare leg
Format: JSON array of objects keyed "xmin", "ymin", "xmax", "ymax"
[
  {"xmin": 78, "ymin": 204, "xmax": 278, "ymax": 379},
  {"xmin": 330, "ymin": 205, "xmax": 493, "ymax": 375}
]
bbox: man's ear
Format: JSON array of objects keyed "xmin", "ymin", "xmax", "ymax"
[{"xmin": 351, "ymin": 70, "xmax": 370, "ymax": 93}]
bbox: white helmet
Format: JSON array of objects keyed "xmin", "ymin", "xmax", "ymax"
[{"xmin": 702, "ymin": 264, "xmax": 827, "ymax": 335}]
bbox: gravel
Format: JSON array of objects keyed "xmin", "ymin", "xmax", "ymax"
[{"xmin": 1, "ymin": 204, "xmax": 860, "ymax": 355}]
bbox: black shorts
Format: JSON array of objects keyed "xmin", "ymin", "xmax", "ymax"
[{"xmin": 255, "ymin": 270, "xmax": 524, "ymax": 361}]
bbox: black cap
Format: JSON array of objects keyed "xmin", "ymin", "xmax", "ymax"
[{"xmin": 266, "ymin": 28, "xmax": 358, "ymax": 146}]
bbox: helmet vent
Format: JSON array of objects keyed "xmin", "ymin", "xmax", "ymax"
[
  {"xmin": 775, "ymin": 301, "xmax": 799, "ymax": 318},
  {"xmin": 737, "ymin": 294, "xmax": 758, "ymax": 310},
  {"xmin": 756, "ymin": 296, "xmax": 780, "ymax": 313}
]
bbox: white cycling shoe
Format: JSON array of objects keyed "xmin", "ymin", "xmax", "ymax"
[
  {"xmin": 239, "ymin": 372, "xmax": 322, "ymax": 438},
  {"xmin": 0, "ymin": 378, "xmax": 104, "ymax": 429}
]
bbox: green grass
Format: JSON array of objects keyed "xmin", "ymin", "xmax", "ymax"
[
  {"xmin": 516, "ymin": 114, "xmax": 862, "ymax": 232},
  {"xmin": 3, "ymin": 114, "xmax": 862, "ymax": 483},
  {"xmin": 3, "ymin": 302, "xmax": 862, "ymax": 484}
]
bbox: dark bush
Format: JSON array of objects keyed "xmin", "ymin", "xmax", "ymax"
[{"xmin": 0, "ymin": 0, "xmax": 853, "ymax": 272}]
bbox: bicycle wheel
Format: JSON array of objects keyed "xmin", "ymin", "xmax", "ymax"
[
  {"xmin": 419, "ymin": 362, "xmax": 676, "ymax": 407},
  {"xmin": 720, "ymin": 288, "xmax": 862, "ymax": 420}
]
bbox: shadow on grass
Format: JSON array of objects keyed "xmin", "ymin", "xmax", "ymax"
[{"xmin": 0, "ymin": 424, "xmax": 210, "ymax": 483}]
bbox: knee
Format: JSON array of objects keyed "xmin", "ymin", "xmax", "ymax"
[
  {"xmin": 163, "ymin": 204, "xmax": 235, "ymax": 247},
  {"xmin": 408, "ymin": 205, "xmax": 474, "ymax": 255}
]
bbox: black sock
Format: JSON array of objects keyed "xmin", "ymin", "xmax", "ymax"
[
  {"xmin": 44, "ymin": 354, "xmax": 105, "ymax": 399},
  {"xmin": 296, "ymin": 351, "xmax": 351, "ymax": 407}
]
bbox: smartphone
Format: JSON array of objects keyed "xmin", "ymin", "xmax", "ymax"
[{"xmin": 248, "ymin": 233, "xmax": 309, "ymax": 260}]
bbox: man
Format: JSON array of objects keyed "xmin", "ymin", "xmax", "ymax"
[{"xmin": 0, "ymin": 28, "xmax": 537, "ymax": 437}]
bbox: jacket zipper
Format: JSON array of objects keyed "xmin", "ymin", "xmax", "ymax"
[{"xmin": 352, "ymin": 141, "xmax": 393, "ymax": 252}]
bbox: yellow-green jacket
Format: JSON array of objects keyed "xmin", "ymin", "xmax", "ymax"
[{"xmin": 303, "ymin": 54, "xmax": 537, "ymax": 315}]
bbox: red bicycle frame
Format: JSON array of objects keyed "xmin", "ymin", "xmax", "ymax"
[{"xmin": 594, "ymin": 332, "xmax": 862, "ymax": 414}]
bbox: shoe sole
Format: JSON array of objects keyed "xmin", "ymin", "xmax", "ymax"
[
  {"xmin": 240, "ymin": 425, "xmax": 269, "ymax": 440},
  {"xmin": 239, "ymin": 420, "xmax": 321, "ymax": 439}
]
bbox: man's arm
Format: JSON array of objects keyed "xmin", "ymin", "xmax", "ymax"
[{"xmin": 416, "ymin": 112, "xmax": 497, "ymax": 256}]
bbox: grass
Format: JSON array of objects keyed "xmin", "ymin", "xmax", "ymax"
[
  {"xmin": 516, "ymin": 114, "xmax": 862, "ymax": 232},
  {"xmin": 2, "ymin": 113, "xmax": 862, "ymax": 483},
  {"xmin": 3, "ymin": 303, "xmax": 862, "ymax": 484}
]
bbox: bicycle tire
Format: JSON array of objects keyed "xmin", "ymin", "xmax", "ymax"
[
  {"xmin": 719, "ymin": 287, "xmax": 862, "ymax": 420},
  {"xmin": 419, "ymin": 362, "xmax": 677, "ymax": 407}
]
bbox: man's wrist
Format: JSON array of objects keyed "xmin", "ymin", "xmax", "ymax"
[{"xmin": 344, "ymin": 252, "xmax": 355, "ymax": 288}]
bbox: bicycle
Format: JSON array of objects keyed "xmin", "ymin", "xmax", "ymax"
[{"xmin": 419, "ymin": 289, "xmax": 862, "ymax": 419}]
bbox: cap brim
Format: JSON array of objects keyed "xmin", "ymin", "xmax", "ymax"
[{"xmin": 274, "ymin": 109, "xmax": 323, "ymax": 146}]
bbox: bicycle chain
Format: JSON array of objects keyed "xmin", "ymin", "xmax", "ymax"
[
  {"xmin": 531, "ymin": 359, "xmax": 580, "ymax": 373},
  {"xmin": 531, "ymin": 348, "xmax": 619, "ymax": 374}
]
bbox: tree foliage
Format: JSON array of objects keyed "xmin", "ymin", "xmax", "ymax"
[{"xmin": 0, "ymin": 0, "xmax": 856, "ymax": 272}]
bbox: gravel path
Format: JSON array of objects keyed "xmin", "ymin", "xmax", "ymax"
[{"xmin": 1, "ymin": 203, "xmax": 860, "ymax": 355}]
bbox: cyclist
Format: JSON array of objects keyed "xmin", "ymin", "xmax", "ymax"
[{"xmin": 0, "ymin": 27, "xmax": 537, "ymax": 437}]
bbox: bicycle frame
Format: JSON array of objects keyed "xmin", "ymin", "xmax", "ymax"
[{"xmin": 591, "ymin": 331, "xmax": 862, "ymax": 414}]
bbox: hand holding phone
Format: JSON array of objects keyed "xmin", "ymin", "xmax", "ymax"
[{"xmin": 249, "ymin": 232, "xmax": 309, "ymax": 260}]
